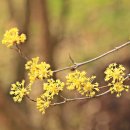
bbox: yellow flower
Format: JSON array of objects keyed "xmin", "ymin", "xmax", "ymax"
[
  {"xmin": 36, "ymin": 79, "xmax": 64, "ymax": 114},
  {"xmin": 25, "ymin": 57, "xmax": 53, "ymax": 82},
  {"xmin": 66, "ymin": 70, "xmax": 99, "ymax": 97},
  {"xmin": 105, "ymin": 63, "xmax": 129, "ymax": 97},
  {"xmin": 109, "ymin": 81, "xmax": 129, "ymax": 97},
  {"xmin": 19, "ymin": 34, "xmax": 26, "ymax": 42},
  {"xmin": 2, "ymin": 27, "xmax": 26, "ymax": 48},
  {"xmin": 66, "ymin": 70, "xmax": 87, "ymax": 90},
  {"xmin": 79, "ymin": 76, "xmax": 99, "ymax": 97},
  {"xmin": 10, "ymin": 80, "xmax": 29, "ymax": 102},
  {"xmin": 43, "ymin": 79, "xmax": 65, "ymax": 98},
  {"xmin": 36, "ymin": 95, "xmax": 51, "ymax": 114},
  {"xmin": 104, "ymin": 63, "xmax": 125, "ymax": 83}
]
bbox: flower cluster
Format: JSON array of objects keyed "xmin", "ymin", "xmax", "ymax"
[
  {"xmin": 105, "ymin": 63, "xmax": 129, "ymax": 97},
  {"xmin": 105, "ymin": 63, "xmax": 125, "ymax": 83},
  {"xmin": 2, "ymin": 28, "xmax": 130, "ymax": 114},
  {"xmin": 36, "ymin": 95, "xmax": 51, "ymax": 114},
  {"xmin": 66, "ymin": 70, "xmax": 99, "ymax": 97},
  {"xmin": 10, "ymin": 80, "xmax": 29, "ymax": 102},
  {"xmin": 36, "ymin": 79, "xmax": 64, "ymax": 114},
  {"xmin": 43, "ymin": 79, "xmax": 65, "ymax": 98},
  {"xmin": 109, "ymin": 81, "xmax": 129, "ymax": 97},
  {"xmin": 25, "ymin": 57, "xmax": 53, "ymax": 83},
  {"xmin": 2, "ymin": 27, "xmax": 26, "ymax": 48}
]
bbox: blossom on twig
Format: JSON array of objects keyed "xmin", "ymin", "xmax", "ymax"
[
  {"xmin": 66, "ymin": 70, "xmax": 99, "ymax": 97},
  {"xmin": 2, "ymin": 27, "xmax": 26, "ymax": 48}
]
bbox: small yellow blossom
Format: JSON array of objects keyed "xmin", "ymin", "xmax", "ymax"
[
  {"xmin": 25, "ymin": 57, "xmax": 53, "ymax": 82},
  {"xmin": 2, "ymin": 27, "xmax": 26, "ymax": 48},
  {"xmin": 36, "ymin": 95, "xmax": 51, "ymax": 114},
  {"xmin": 19, "ymin": 34, "xmax": 26, "ymax": 42},
  {"xmin": 79, "ymin": 76, "xmax": 99, "ymax": 97},
  {"xmin": 36, "ymin": 79, "xmax": 64, "ymax": 114},
  {"xmin": 109, "ymin": 81, "xmax": 129, "ymax": 97},
  {"xmin": 104, "ymin": 63, "xmax": 125, "ymax": 83},
  {"xmin": 105, "ymin": 63, "xmax": 129, "ymax": 97},
  {"xmin": 66, "ymin": 70, "xmax": 99, "ymax": 97},
  {"xmin": 66, "ymin": 70, "xmax": 87, "ymax": 90},
  {"xmin": 10, "ymin": 80, "xmax": 29, "ymax": 102},
  {"xmin": 26, "ymin": 82, "xmax": 33, "ymax": 92},
  {"xmin": 43, "ymin": 79, "xmax": 65, "ymax": 98}
]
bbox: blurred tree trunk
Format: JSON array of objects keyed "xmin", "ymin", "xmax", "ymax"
[
  {"xmin": 6, "ymin": 0, "xmax": 29, "ymax": 81},
  {"xmin": 6, "ymin": 0, "xmax": 70, "ymax": 130},
  {"xmin": 5, "ymin": 1, "xmax": 35, "ymax": 130},
  {"xmin": 38, "ymin": 0, "xmax": 57, "ymax": 70},
  {"xmin": 25, "ymin": 0, "xmax": 69, "ymax": 129},
  {"xmin": 41, "ymin": 1, "xmax": 70, "ymax": 130}
]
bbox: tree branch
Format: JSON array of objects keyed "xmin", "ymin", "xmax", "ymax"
[
  {"xmin": 15, "ymin": 45, "xmax": 29, "ymax": 60},
  {"xmin": 50, "ymin": 74, "xmax": 130, "ymax": 106},
  {"xmin": 53, "ymin": 41, "xmax": 130, "ymax": 73},
  {"xmin": 13, "ymin": 40, "xmax": 130, "ymax": 106},
  {"xmin": 25, "ymin": 73, "xmax": 130, "ymax": 106},
  {"xmin": 50, "ymin": 89, "xmax": 111, "ymax": 106},
  {"xmin": 14, "ymin": 41, "xmax": 130, "ymax": 73}
]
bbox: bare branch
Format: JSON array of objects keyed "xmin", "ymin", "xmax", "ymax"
[
  {"xmin": 18, "ymin": 40, "xmax": 130, "ymax": 107},
  {"xmin": 50, "ymin": 90, "xmax": 111, "ymax": 106},
  {"xmin": 49, "ymin": 74, "xmax": 130, "ymax": 106},
  {"xmin": 26, "ymin": 95, "xmax": 36, "ymax": 102},
  {"xmin": 53, "ymin": 41, "xmax": 130, "ymax": 73},
  {"xmin": 14, "ymin": 41, "xmax": 130, "ymax": 73},
  {"xmin": 15, "ymin": 45, "xmax": 29, "ymax": 60},
  {"xmin": 26, "ymin": 73, "xmax": 130, "ymax": 105},
  {"xmin": 69, "ymin": 54, "xmax": 75, "ymax": 64},
  {"xmin": 99, "ymin": 85, "xmax": 108, "ymax": 89}
]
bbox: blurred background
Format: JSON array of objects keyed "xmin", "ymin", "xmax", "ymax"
[{"xmin": 0, "ymin": 0, "xmax": 130, "ymax": 130}]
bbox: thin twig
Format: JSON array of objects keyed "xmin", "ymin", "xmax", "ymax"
[
  {"xmin": 26, "ymin": 95, "xmax": 36, "ymax": 102},
  {"xmin": 59, "ymin": 94, "xmax": 67, "ymax": 100},
  {"xmin": 50, "ymin": 74, "xmax": 130, "ymax": 106},
  {"xmin": 14, "ymin": 41, "xmax": 130, "ymax": 73},
  {"xmin": 21, "ymin": 41, "xmax": 130, "ymax": 105},
  {"xmin": 26, "ymin": 73, "xmax": 130, "ymax": 105},
  {"xmin": 50, "ymin": 90, "xmax": 111, "ymax": 106},
  {"xmin": 69, "ymin": 54, "xmax": 75, "ymax": 64},
  {"xmin": 53, "ymin": 41, "xmax": 130, "ymax": 73},
  {"xmin": 99, "ymin": 85, "xmax": 108, "ymax": 89},
  {"xmin": 15, "ymin": 45, "xmax": 29, "ymax": 60}
]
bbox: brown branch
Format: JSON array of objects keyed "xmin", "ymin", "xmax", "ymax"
[
  {"xmin": 26, "ymin": 74, "xmax": 129, "ymax": 104},
  {"xmin": 53, "ymin": 41, "xmax": 130, "ymax": 73},
  {"xmin": 50, "ymin": 90, "xmax": 111, "ymax": 106},
  {"xmin": 13, "ymin": 40, "xmax": 130, "ymax": 106},
  {"xmin": 69, "ymin": 54, "xmax": 75, "ymax": 64},
  {"xmin": 49, "ymin": 74, "xmax": 130, "ymax": 106},
  {"xmin": 25, "ymin": 85, "xmax": 110, "ymax": 104},
  {"xmin": 15, "ymin": 45, "xmax": 29, "ymax": 60},
  {"xmin": 26, "ymin": 95, "xmax": 36, "ymax": 102},
  {"xmin": 25, "ymin": 87, "xmax": 110, "ymax": 104},
  {"xmin": 99, "ymin": 85, "xmax": 108, "ymax": 89},
  {"xmin": 25, "ymin": 71, "xmax": 130, "ymax": 105},
  {"xmin": 14, "ymin": 41, "xmax": 130, "ymax": 73}
]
